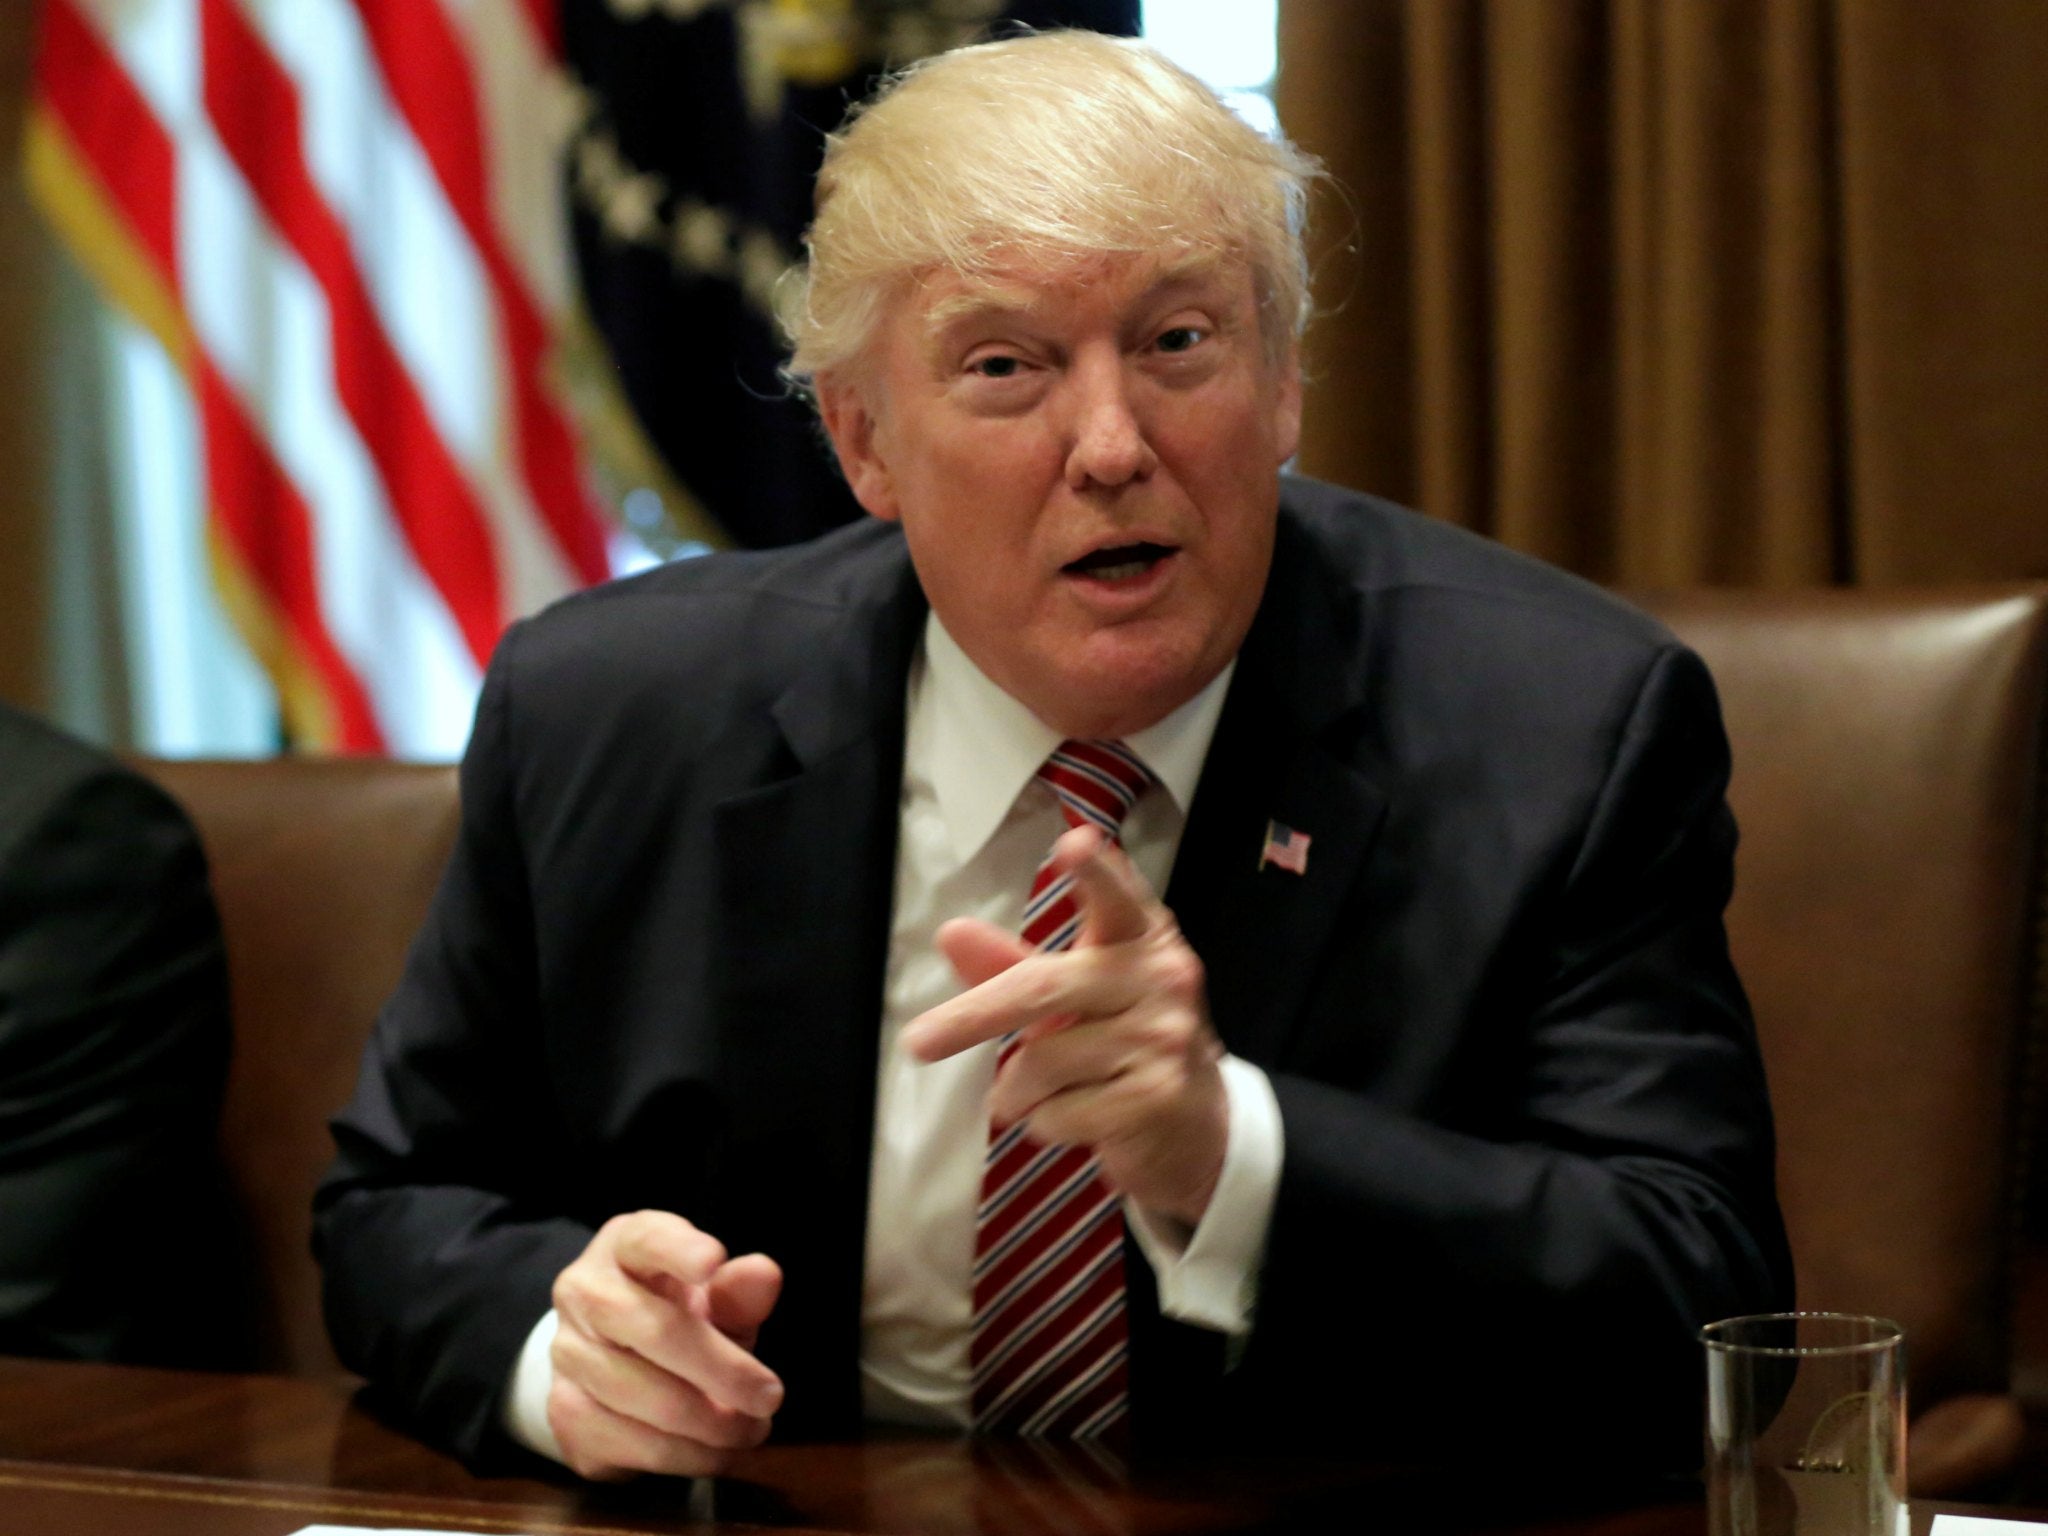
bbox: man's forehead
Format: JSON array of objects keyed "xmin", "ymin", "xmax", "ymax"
[{"xmin": 911, "ymin": 253, "xmax": 1243, "ymax": 336}]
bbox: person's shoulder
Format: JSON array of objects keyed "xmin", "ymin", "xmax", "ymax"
[
  {"xmin": 0, "ymin": 704, "xmax": 194, "ymax": 870},
  {"xmin": 1270, "ymin": 478, "xmax": 1715, "ymax": 752},
  {"xmin": 511, "ymin": 516, "xmax": 909, "ymax": 659},
  {"xmin": 1278, "ymin": 475, "xmax": 1676, "ymax": 659},
  {"xmin": 475, "ymin": 517, "xmax": 918, "ymax": 751},
  {"xmin": 0, "ymin": 700, "xmax": 115, "ymax": 791}
]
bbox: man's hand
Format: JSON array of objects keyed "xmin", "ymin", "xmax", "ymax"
[
  {"xmin": 900, "ymin": 826, "xmax": 1229, "ymax": 1227},
  {"xmin": 546, "ymin": 1211, "xmax": 784, "ymax": 1480}
]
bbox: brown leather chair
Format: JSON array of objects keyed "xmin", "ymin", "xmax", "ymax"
[
  {"xmin": 1642, "ymin": 588, "xmax": 2048, "ymax": 1499},
  {"xmin": 136, "ymin": 757, "xmax": 458, "ymax": 1378}
]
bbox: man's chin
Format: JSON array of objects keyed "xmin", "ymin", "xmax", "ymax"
[{"xmin": 1023, "ymin": 642, "xmax": 1228, "ymax": 741}]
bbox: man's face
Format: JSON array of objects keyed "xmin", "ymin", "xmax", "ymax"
[{"xmin": 818, "ymin": 255, "xmax": 1302, "ymax": 740}]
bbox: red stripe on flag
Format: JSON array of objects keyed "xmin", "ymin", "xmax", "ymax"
[
  {"xmin": 197, "ymin": 359, "xmax": 387, "ymax": 752},
  {"xmin": 198, "ymin": 0, "xmax": 506, "ymax": 668},
  {"xmin": 34, "ymin": 0, "xmax": 384, "ymax": 752},
  {"xmin": 349, "ymin": 0, "xmax": 609, "ymax": 584},
  {"xmin": 511, "ymin": 0, "xmax": 560, "ymax": 60},
  {"xmin": 33, "ymin": 0, "xmax": 180, "ymax": 287}
]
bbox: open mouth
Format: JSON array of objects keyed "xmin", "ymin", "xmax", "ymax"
[{"xmin": 1062, "ymin": 542, "xmax": 1177, "ymax": 582}]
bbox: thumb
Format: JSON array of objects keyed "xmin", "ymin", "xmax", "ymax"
[{"xmin": 706, "ymin": 1252, "xmax": 783, "ymax": 1348}]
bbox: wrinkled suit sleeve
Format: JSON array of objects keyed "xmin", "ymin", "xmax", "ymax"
[{"xmin": 316, "ymin": 626, "xmax": 593, "ymax": 1469}]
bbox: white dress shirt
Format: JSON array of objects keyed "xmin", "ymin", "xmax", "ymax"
[{"xmin": 504, "ymin": 614, "xmax": 1284, "ymax": 1457}]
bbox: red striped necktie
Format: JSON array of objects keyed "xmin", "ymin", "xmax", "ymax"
[{"xmin": 970, "ymin": 739, "xmax": 1156, "ymax": 1440}]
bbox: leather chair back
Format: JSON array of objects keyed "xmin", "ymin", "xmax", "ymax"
[
  {"xmin": 137, "ymin": 757, "xmax": 458, "ymax": 1377},
  {"xmin": 1643, "ymin": 588, "xmax": 2048, "ymax": 1493}
]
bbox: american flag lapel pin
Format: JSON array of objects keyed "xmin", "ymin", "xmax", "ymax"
[{"xmin": 1259, "ymin": 819, "xmax": 1311, "ymax": 876}]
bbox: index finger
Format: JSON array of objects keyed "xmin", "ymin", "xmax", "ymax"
[
  {"xmin": 898, "ymin": 950, "xmax": 1084, "ymax": 1061},
  {"xmin": 901, "ymin": 838, "xmax": 1165, "ymax": 1062},
  {"xmin": 1051, "ymin": 824, "xmax": 1160, "ymax": 947},
  {"xmin": 600, "ymin": 1284, "xmax": 785, "ymax": 1420},
  {"xmin": 564, "ymin": 1220, "xmax": 786, "ymax": 1419}
]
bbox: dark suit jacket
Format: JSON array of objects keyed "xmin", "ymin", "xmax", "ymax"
[
  {"xmin": 317, "ymin": 478, "xmax": 1792, "ymax": 1472},
  {"xmin": 0, "ymin": 704, "xmax": 235, "ymax": 1364}
]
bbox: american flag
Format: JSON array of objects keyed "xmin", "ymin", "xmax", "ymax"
[
  {"xmin": 1260, "ymin": 819, "xmax": 1311, "ymax": 876},
  {"xmin": 25, "ymin": 0, "xmax": 1141, "ymax": 755},
  {"xmin": 25, "ymin": 0, "xmax": 610, "ymax": 755}
]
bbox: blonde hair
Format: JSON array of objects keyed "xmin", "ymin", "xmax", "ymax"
[{"xmin": 784, "ymin": 30, "xmax": 1320, "ymax": 387}]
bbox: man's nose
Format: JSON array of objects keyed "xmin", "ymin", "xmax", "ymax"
[{"xmin": 1064, "ymin": 353, "xmax": 1158, "ymax": 490}]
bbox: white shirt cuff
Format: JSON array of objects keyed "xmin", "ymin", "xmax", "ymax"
[
  {"xmin": 1123, "ymin": 1054, "xmax": 1283, "ymax": 1336},
  {"xmin": 502, "ymin": 1307, "xmax": 568, "ymax": 1464}
]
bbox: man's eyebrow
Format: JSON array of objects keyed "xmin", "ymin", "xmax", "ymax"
[
  {"xmin": 1143, "ymin": 256, "xmax": 1229, "ymax": 302},
  {"xmin": 919, "ymin": 257, "xmax": 1235, "ymax": 341},
  {"xmin": 922, "ymin": 286, "xmax": 1042, "ymax": 336}
]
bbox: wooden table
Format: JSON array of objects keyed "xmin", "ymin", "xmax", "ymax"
[{"xmin": 0, "ymin": 1357, "xmax": 2004, "ymax": 1534}]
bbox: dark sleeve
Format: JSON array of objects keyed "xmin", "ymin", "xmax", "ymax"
[
  {"xmin": 1241, "ymin": 645, "xmax": 1792, "ymax": 1473},
  {"xmin": 314, "ymin": 630, "xmax": 594, "ymax": 1471},
  {"xmin": 0, "ymin": 763, "xmax": 233, "ymax": 1365}
]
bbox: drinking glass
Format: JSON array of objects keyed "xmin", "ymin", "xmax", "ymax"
[{"xmin": 1702, "ymin": 1312, "xmax": 1906, "ymax": 1536}]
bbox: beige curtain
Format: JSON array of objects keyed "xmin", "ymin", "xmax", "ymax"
[{"xmin": 1277, "ymin": 0, "xmax": 2048, "ymax": 587}]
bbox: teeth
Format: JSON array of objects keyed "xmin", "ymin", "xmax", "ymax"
[{"xmin": 1088, "ymin": 560, "xmax": 1150, "ymax": 581}]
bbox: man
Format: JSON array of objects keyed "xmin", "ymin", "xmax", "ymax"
[
  {"xmin": 0, "ymin": 702, "xmax": 236, "ymax": 1364},
  {"xmin": 317, "ymin": 31, "xmax": 1791, "ymax": 1481}
]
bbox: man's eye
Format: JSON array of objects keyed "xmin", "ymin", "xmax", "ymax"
[
  {"xmin": 1156, "ymin": 326, "xmax": 1206, "ymax": 354},
  {"xmin": 970, "ymin": 355, "xmax": 1023, "ymax": 379}
]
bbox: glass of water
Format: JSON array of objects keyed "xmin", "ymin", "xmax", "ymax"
[{"xmin": 1702, "ymin": 1313, "xmax": 1906, "ymax": 1536}]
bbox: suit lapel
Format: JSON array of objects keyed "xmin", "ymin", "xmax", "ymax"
[
  {"xmin": 1136, "ymin": 507, "xmax": 1391, "ymax": 1444},
  {"xmin": 706, "ymin": 553, "xmax": 926, "ymax": 1434},
  {"xmin": 1167, "ymin": 514, "xmax": 1389, "ymax": 1069}
]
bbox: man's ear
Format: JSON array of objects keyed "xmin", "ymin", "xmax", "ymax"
[
  {"xmin": 1270, "ymin": 343, "xmax": 1303, "ymax": 468},
  {"xmin": 816, "ymin": 375, "xmax": 901, "ymax": 523}
]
